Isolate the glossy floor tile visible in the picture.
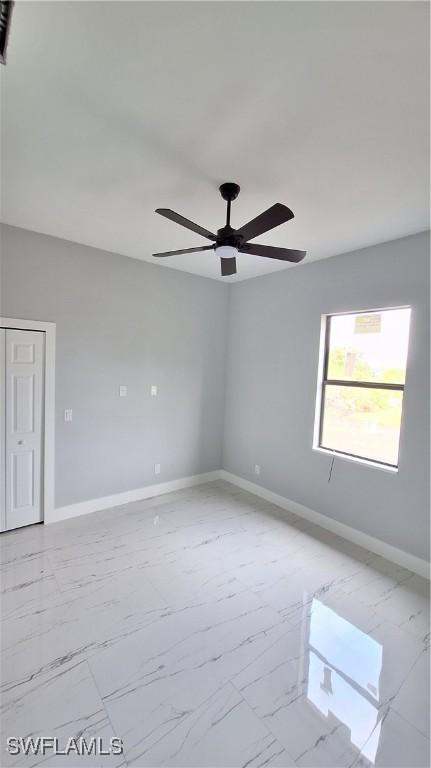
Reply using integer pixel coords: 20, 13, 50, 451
1, 480, 429, 767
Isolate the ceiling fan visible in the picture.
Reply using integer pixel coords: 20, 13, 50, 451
153, 183, 306, 277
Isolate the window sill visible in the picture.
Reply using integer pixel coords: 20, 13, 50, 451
312, 446, 399, 474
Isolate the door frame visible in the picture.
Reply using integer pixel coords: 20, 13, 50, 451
1, 317, 56, 527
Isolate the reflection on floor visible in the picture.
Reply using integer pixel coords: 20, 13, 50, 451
307, 599, 383, 762
1, 480, 429, 767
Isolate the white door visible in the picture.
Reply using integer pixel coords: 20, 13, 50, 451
1, 329, 44, 531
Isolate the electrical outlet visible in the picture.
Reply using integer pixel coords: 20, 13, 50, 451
119, 385, 127, 397
254, 464, 261, 476
154, 463, 161, 475
64, 409, 73, 422
151, 385, 158, 397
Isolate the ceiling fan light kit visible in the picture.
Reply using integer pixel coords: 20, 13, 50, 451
215, 245, 238, 259
153, 183, 306, 277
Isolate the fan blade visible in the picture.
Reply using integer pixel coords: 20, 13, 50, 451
220, 257, 237, 276
156, 209, 216, 241
236, 203, 294, 242
240, 243, 306, 263
153, 245, 215, 258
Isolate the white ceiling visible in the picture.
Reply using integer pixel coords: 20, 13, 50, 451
1, 1, 429, 282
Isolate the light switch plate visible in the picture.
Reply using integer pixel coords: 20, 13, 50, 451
151, 385, 158, 397
64, 409, 73, 422
119, 385, 127, 397
254, 464, 261, 476
154, 463, 161, 475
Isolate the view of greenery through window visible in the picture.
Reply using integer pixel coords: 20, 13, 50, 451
320, 308, 411, 466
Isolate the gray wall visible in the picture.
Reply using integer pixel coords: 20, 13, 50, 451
223, 232, 430, 562
1, 224, 429, 561
0, 224, 228, 507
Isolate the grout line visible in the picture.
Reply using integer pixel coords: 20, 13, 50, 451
85, 658, 124, 746
229, 676, 297, 765
45, 551, 65, 597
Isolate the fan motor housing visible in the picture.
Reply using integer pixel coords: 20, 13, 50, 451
216, 225, 243, 249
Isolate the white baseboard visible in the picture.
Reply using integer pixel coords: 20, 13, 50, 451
49, 471, 221, 524
49, 467, 430, 580
220, 470, 430, 580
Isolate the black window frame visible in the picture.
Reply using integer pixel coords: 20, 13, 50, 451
318, 310, 408, 469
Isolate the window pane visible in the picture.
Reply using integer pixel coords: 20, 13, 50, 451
327, 308, 410, 384
321, 385, 403, 465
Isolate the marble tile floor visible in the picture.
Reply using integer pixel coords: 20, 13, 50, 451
1, 480, 429, 767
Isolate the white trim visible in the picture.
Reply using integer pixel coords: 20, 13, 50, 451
220, 470, 430, 580
323, 304, 412, 318
312, 313, 326, 448
51, 471, 220, 523
313, 446, 398, 474
53, 465, 430, 579
0, 317, 56, 527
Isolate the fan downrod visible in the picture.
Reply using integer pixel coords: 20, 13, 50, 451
219, 182, 240, 202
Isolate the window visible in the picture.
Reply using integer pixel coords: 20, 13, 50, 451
316, 307, 411, 468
